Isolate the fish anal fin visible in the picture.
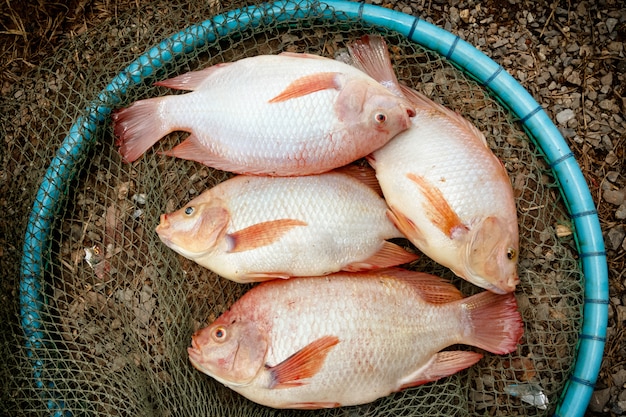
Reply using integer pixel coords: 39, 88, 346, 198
283, 402, 341, 410
227, 219, 307, 253
379, 268, 464, 303
269, 72, 340, 103
398, 351, 483, 390
154, 64, 230, 91
343, 241, 418, 272
334, 164, 383, 196
406, 173, 469, 239
159, 134, 209, 162
269, 336, 340, 389
239, 272, 292, 282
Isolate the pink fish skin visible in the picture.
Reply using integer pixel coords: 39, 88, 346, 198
112, 52, 415, 176
188, 269, 523, 409
348, 36, 519, 294
155, 167, 417, 283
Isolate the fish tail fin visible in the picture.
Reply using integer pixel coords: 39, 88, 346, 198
461, 291, 523, 355
112, 97, 173, 162
348, 35, 404, 98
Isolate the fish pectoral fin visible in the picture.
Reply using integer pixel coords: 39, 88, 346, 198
154, 64, 230, 90
268, 335, 340, 389
386, 208, 427, 248
268, 72, 341, 103
343, 241, 418, 272
379, 269, 464, 303
405, 173, 469, 239
227, 219, 308, 253
239, 272, 293, 282
397, 351, 483, 390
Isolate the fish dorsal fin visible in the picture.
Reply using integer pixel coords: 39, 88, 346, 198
227, 219, 308, 253
334, 163, 383, 196
342, 241, 418, 272
348, 35, 404, 98
154, 64, 231, 91
399, 84, 489, 147
380, 268, 464, 303
279, 51, 329, 60
405, 173, 469, 240
268, 336, 340, 389
268, 72, 340, 103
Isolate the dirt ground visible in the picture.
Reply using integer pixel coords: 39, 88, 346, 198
1, 0, 624, 416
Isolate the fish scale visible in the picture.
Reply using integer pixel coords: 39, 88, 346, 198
113, 53, 415, 176
187, 270, 523, 409
156, 172, 417, 282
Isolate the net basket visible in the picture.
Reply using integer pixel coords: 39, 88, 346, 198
0, 1, 608, 416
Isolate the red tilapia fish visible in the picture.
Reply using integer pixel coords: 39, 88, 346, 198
188, 269, 524, 409
348, 36, 520, 294
155, 168, 417, 283
112, 52, 416, 176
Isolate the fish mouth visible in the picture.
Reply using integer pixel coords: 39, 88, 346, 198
187, 336, 203, 369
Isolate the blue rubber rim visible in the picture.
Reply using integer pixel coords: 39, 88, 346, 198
19, 1, 608, 416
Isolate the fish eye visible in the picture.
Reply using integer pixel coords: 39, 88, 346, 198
213, 326, 226, 341
184, 206, 194, 216
374, 112, 387, 124
506, 248, 517, 260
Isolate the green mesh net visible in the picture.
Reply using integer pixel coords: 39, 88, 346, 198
1, 0, 583, 416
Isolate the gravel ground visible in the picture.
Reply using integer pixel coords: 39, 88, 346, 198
1, 0, 624, 415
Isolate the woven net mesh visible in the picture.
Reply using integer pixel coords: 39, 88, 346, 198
1, 0, 583, 416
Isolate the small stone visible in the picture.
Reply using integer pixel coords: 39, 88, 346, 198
460, 9, 470, 23
607, 227, 626, 251
616, 204, 626, 220
599, 99, 616, 111
611, 369, 626, 388
589, 388, 612, 413
607, 171, 620, 182
449, 7, 460, 24
600, 72, 613, 86
606, 18, 618, 33
566, 71, 582, 85
556, 109, 576, 124
603, 189, 625, 206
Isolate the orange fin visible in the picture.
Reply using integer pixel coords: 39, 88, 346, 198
283, 402, 341, 410
342, 241, 418, 272
227, 219, 308, 253
379, 268, 464, 304
113, 97, 173, 162
348, 35, 404, 98
159, 134, 209, 162
461, 291, 523, 354
386, 208, 427, 248
398, 351, 483, 390
279, 51, 329, 61
334, 163, 383, 196
240, 272, 292, 282
269, 72, 340, 103
269, 336, 340, 389
399, 84, 489, 147
406, 173, 469, 239
154, 64, 230, 91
